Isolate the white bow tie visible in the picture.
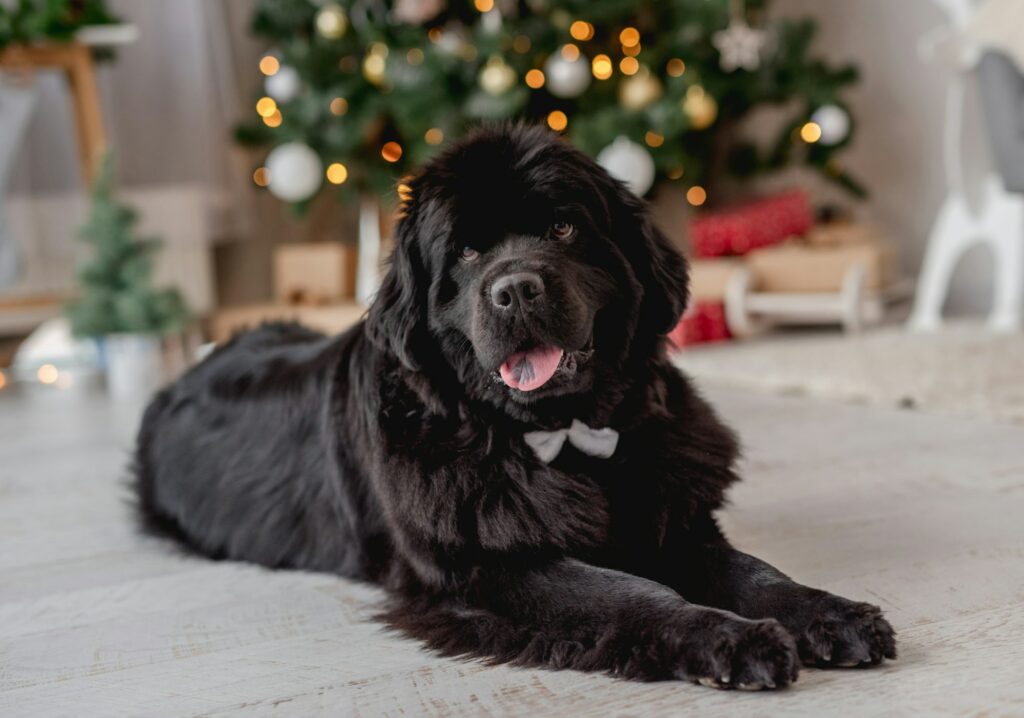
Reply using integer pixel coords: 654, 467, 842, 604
523, 419, 620, 464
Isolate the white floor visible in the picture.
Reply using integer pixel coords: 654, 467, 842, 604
1, 384, 1023, 717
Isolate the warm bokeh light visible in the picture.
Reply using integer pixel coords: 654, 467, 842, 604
381, 141, 403, 162
619, 57, 639, 75
666, 58, 686, 77
667, 166, 684, 180
256, 96, 277, 118
687, 186, 708, 206
513, 35, 531, 53
623, 42, 641, 57
525, 69, 545, 88
259, 55, 280, 76
330, 97, 348, 116
561, 44, 580, 62
406, 48, 424, 65
474, 0, 494, 11
570, 21, 594, 41
800, 121, 823, 143
253, 167, 270, 186
263, 109, 282, 127
619, 27, 640, 47
425, 127, 445, 145
326, 162, 348, 184
0, 369, 7, 391
428, 28, 442, 43
644, 131, 664, 148
547, 110, 568, 131
37, 364, 59, 385
592, 54, 613, 80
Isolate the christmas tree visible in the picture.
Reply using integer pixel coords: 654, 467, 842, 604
66, 156, 189, 338
237, 0, 860, 207
0, 0, 118, 49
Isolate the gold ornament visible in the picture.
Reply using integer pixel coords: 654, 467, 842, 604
316, 3, 348, 40
683, 85, 718, 130
618, 65, 662, 111
479, 55, 517, 96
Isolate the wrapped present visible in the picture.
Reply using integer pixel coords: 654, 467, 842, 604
667, 301, 730, 349
688, 190, 813, 258
746, 239, 896, 293
689, 258, 744, 302
274, 243, 358, 305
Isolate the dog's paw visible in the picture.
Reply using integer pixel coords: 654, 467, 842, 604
796, 596, 896, 668
679, 616, 800, 690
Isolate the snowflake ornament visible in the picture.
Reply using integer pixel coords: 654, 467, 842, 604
713, 18, 766, 72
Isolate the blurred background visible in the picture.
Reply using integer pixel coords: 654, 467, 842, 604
1, 0, 1022, 421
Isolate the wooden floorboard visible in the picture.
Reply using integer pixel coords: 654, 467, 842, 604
1, 386, 1022, 717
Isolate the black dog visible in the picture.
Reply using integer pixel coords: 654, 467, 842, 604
136, 124, 894, 690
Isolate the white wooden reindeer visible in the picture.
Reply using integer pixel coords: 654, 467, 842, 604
907, 0, 1024, 332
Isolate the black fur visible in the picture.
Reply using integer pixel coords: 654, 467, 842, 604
135, 124, 894, 690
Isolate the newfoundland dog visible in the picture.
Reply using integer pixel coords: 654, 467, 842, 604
135, 124, 894, 690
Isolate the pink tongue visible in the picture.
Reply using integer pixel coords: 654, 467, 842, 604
499, 346, 564, 391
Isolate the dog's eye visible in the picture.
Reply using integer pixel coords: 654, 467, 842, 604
460, 246, 480, 262
551, 221, 575, 240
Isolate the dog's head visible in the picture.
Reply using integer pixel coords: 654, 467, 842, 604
366, 124, 688, 417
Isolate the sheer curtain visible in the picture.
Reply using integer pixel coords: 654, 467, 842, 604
5, 0, 264, 312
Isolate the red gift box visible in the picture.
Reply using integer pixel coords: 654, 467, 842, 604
668, 301, 730, 349
688, 190, 813, 258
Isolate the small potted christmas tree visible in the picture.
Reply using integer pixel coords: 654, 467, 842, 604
66, 155, 189, 397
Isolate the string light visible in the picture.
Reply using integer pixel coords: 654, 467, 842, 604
397, 181, 413, 202
687, 186, 708, 207
37, 364, 59, 384
525, 69, 545, 88
800, 121, 823, 143
547, 110, 568, 131
256, 96, 277, 118
253, 167, 270, 186
406, 48, 424, 65
259, 55, 280, 76
619, 27, 640, 47
330, 97, 348, 116
561, 44, 580, 62
263, 109, 282, 127
513, 35, 531, 53
644, 131, 664, 148
666, 58, 686, 77
381, 141, 403, 162
326, 162, 348, 184
570, 21, 594, 41
425, 127, 444, 145
474, 0, 494, 11
619, 57, 639, 75
592, 54, 613, 80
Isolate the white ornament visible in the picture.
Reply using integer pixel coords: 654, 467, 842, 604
544, 50, 591, 98
597, 136, 656, 197
713, 18, 766, 72
811, 104, 851, 145
265, 142, 323, 202
265, 65, 302, 102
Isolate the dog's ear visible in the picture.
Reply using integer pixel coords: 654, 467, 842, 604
365, 210, 429, 371
607, 180, 690, 335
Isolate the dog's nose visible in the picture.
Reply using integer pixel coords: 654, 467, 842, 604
490, 272, 545, 311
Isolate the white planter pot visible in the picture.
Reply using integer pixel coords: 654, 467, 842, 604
104, 333, 164, 399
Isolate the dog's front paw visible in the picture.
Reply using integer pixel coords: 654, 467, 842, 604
679, 616, 800, 691
796, 596, 896, 668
